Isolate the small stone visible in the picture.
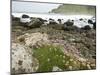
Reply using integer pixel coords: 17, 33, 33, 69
78, 58, 86, 62
35, 46, 39, 48
70, 59, 73, 62
12, 68, 15, 71
82, 63, 86, 66
69, 38, 75, 42
38, 43, 42, 47
73, 61, 77, 64
69, 66, 73, 70
52, 66, 62, 71
65, 63, 68, 66
18, 60, 23, 65
87, 62, 91, 64
66, 61, 69, 64
87, 64, 91, 69
90, 64, 96, 67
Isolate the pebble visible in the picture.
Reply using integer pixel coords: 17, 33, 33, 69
82, 62, 86, 66
73, 61, 77, 64
65, 63, 68, 66
87, 64, 91, 69
70, 59, 73, 62
66, 61, 69, 64
90, 64, 96, 67
69, 66, 73, 70
52, 66, 62, 71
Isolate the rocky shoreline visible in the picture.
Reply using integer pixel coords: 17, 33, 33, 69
11, 18, 96, 74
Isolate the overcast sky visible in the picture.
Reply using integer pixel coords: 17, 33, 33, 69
12, 1, 61, 13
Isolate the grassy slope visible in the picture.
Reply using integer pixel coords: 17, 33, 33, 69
32, 45, 93, 72
51, 4, 96, 15
33, 45, 66, 72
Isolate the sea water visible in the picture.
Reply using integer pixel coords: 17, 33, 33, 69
12, 13, 94, 28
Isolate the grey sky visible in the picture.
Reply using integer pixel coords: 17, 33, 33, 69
12, 1, 61, 13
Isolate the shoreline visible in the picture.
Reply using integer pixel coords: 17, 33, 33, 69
12, 13, 94, 20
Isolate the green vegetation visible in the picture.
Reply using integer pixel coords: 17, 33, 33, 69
51, 4, 96, 15
12, 19, 96, 73
33, 45, 66, 72
32, 45, 93, 72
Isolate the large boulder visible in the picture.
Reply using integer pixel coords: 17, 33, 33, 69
17, 32, 49, 48
64, 19, 74, 26
88, 19, 93, 24
63, 25, 80, 32
28, 18, 43, 28
49, 18, 58, 24
81, 25, 91, 30
12, 16, 20, 22
79, 18, 83, 21
88, 19, 96, 29
93, 22, 96, 29
22, 14, 30, 18
11, 43, 39, 74
20, 14, 31, 23
57, 19, 62, 24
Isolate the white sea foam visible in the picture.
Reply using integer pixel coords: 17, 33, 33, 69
12, 13, 94, 28
12, 13, 93, 20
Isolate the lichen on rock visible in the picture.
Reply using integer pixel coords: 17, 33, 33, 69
17, 32, 50, 48
11, 43, 39, 74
